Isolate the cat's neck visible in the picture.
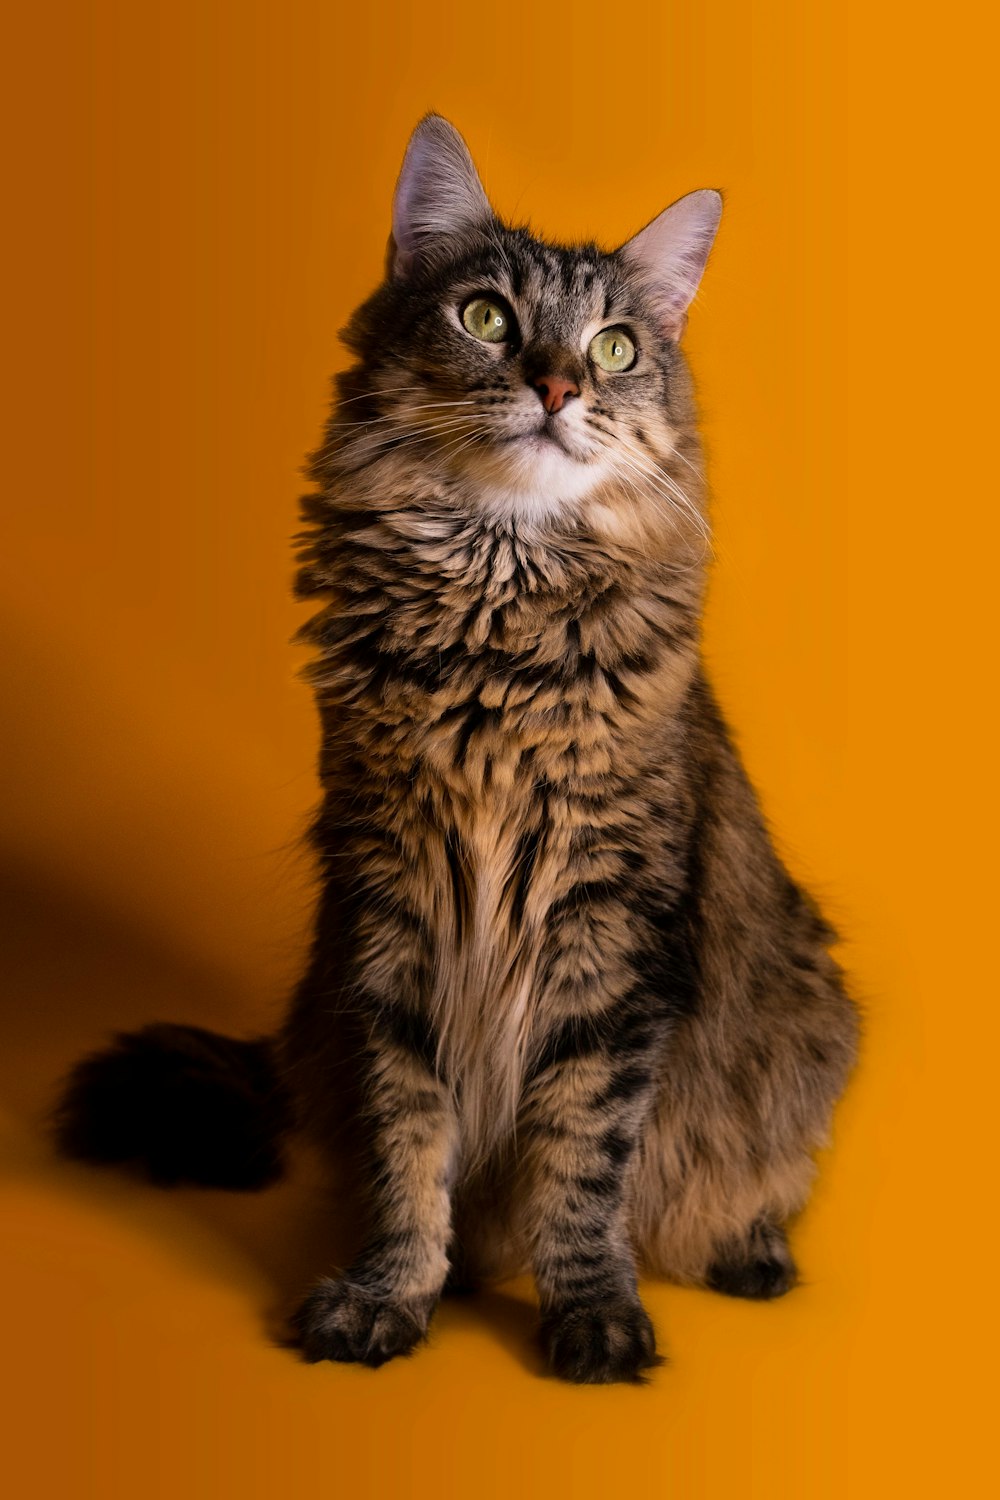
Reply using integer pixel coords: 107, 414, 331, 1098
297, 469, 705, 726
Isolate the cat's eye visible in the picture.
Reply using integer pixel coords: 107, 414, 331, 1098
461, 294, 513, 344
589, 327, 637, 373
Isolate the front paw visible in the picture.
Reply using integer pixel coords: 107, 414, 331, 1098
292, 1278, 432, 1368
539, 1297, 663, 1384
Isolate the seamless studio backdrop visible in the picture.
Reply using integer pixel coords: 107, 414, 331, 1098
0, 3, 994, 1498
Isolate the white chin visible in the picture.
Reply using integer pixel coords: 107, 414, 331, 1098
455, 436, 606, 524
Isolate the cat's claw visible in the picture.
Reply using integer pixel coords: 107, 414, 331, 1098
539, 1297, 663, 1384
292, 1278, 431, 1367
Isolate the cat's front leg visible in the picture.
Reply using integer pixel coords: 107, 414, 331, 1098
521, 1004, 664, 1384
294, 999, 458, 1367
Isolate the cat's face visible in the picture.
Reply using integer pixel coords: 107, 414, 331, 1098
333, 118, 720, 536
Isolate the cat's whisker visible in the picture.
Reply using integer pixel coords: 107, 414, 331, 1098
341, 411, 489, 440
329, 399, 482, 430
328, 414, 490, 464
617, 473, 711, 563
608, 472, 655, 563
331, 421, 503, 479
369, 420, 490, 453
424, 417, 500, 460
672, 448, 704, 479
331, 384, 427, 408
615, 436, 702, 509
608, 439, 711, 543
594, 439, 704, 538
434, 430, 493, 467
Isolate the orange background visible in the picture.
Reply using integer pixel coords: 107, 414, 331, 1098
1, 3, 994, 1495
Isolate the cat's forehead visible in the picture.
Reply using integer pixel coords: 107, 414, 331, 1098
456, 229, 628, 337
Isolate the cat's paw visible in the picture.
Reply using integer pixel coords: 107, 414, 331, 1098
706, 1219, 798, 1301
292, 1278, 432, 1368
706, 1253, 797, 1300
539, 1297, 663, 1384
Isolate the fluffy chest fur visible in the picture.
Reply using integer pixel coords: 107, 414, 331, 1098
299, 479, 699, 1158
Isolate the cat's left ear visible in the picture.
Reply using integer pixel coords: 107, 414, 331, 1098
388, 115, 493, 279
618, 190, 723, 340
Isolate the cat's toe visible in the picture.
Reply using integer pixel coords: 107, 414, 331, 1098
539, 1298, 663, 1384
292, 1279, 431, 1367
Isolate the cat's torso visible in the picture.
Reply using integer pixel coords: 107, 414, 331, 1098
301, 485, 701, 1160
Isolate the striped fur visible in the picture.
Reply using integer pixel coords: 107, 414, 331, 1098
287, 120, 857, 1380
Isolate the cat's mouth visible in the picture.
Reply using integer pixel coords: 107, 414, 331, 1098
441, 406, 608, 513
498, 420, 587, 462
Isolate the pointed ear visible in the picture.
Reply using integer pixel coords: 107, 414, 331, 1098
618, 189, 723, 340
388, 115, 493, 279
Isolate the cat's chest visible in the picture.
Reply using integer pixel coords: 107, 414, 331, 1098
352, 648, 642, 1157
358, 635, 629, 802
335, 538, 678, 792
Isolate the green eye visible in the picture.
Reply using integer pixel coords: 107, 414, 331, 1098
589, 327, 637, 372
461, 295, 512, 343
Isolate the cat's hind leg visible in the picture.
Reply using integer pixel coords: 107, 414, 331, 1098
629, 1093, 817, 1293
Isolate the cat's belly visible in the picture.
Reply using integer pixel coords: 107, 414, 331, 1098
428, 802, 547, 1165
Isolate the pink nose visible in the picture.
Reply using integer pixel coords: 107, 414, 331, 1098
533, 375, 580, 415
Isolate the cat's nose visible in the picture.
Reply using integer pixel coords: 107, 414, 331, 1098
532, 375, 580, 415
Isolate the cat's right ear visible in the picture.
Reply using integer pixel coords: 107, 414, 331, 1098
387, 115, 493, 279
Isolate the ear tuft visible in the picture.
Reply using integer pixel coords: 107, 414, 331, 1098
390, 115, 493, 279
619, 189, 723, 339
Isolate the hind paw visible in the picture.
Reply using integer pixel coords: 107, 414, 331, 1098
707, 1219, 798, 1301
707, 1255, 797, 1300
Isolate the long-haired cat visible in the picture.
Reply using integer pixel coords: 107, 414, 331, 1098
55, 116, 858, 1383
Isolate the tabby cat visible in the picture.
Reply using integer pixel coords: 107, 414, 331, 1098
55, 116, 858, 1384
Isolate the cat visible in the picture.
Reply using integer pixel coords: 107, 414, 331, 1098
55, 115, 858, 1384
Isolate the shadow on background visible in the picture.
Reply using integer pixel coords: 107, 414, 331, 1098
0, 860, 544, 1372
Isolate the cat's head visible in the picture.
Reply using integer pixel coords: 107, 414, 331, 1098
330, 116, 721, 543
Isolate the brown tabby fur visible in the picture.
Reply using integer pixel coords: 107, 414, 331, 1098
54, 116, 858, 1384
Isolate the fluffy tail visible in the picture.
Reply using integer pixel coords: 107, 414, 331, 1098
53, 1023, 293, 1190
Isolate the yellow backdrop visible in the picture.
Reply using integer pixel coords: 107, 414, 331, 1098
1, 2, 993, 1496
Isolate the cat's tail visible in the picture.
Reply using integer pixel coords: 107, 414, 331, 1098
53, 1023, 293, 1190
